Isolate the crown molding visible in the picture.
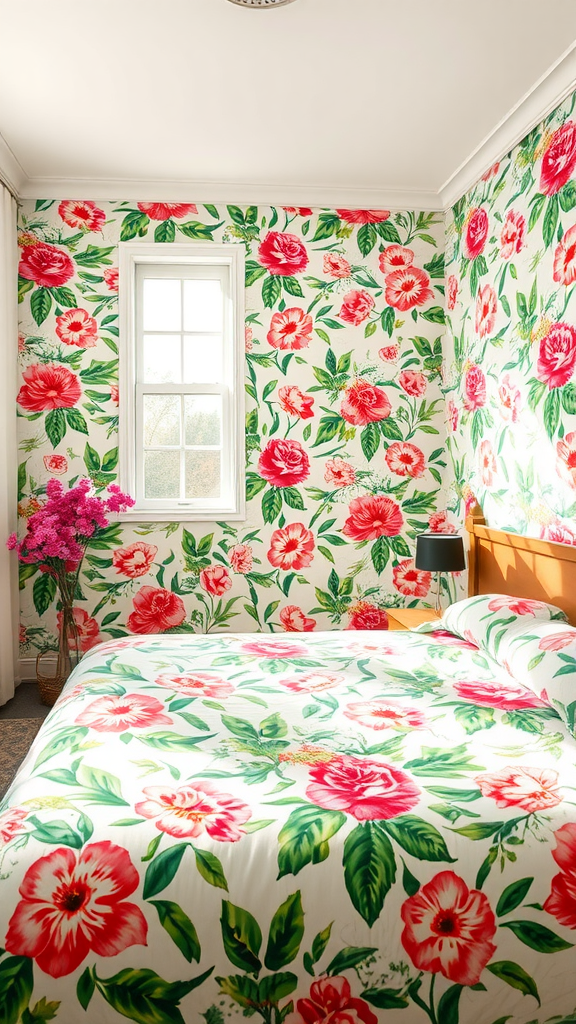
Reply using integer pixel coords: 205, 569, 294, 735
0, 131, 26, 199
440, 39, 576, 209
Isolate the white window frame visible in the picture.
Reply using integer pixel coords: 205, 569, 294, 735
118, 242, 246, 522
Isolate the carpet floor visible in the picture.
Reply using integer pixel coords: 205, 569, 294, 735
0, 718, 42, 799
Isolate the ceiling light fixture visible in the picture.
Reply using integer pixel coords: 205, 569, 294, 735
226, 0, 297, 8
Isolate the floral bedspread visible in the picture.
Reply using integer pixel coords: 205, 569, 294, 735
1, 629, 575, 1024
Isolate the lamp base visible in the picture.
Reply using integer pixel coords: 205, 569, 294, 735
435, 571, 443, 615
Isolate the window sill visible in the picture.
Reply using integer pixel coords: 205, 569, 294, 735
114, 507, 246, 524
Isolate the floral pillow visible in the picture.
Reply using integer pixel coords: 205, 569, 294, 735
440, 593, 568, 661
503, 621, 576, 736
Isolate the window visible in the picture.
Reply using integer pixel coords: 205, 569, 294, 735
118, 243, 245, 520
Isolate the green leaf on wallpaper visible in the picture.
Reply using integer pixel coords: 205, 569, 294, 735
282, 276, 304, 298
542, 194, 559, 249
101, 447, 119, 472
262, 275, 282, 308
65, 408, 89, 435
84, 443, 101, 473
500, 294, 511, 317
45, 408, 67, 448
559, 179, 576, 212
527, 377, 547, 411
312, 213, 340, 241
357, 223, 377, 256
379, 418, 403, 441
528, 193, 546, 232
313, 413, 342, 447
245, 260, 267, 288
283, 487, 305, 510
120, 211, 149, 240
543, 389, 561, 440
18, 275, 34, 302
245, 472, 267, 501
376, 220, 401, 244
361, 423, 380, 461
371, 536, 390, 574
204, 204, 220, 220
423, 252, 445, 278
262, 487, 282, 524
420, 305, 445, 324
80, 359, 118, 384
33, 572, 57, 616
30, 286, 52, 325
154, 220, 176, 243
500, 920, 573, 954
562, 382, 576, 415
179, 221, 218, 240
486, 961, 540, 1006
50, 286, 77, 308
364, 321, 377, 338
381, 306, 395, 336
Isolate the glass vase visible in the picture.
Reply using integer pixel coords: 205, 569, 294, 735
36, 601, 81, 706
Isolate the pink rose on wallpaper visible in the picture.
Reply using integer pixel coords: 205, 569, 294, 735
447, 398, 459, 432
267, 307, 313, 350
429, 510, 456, 534
323, 252, 351, 278
463, 364, 486, 410
540, 121, 576, 196
482, 162, 500, 180
4, 842, 147, 978
498, 374, 521, 422
385, 441, 425, 478
346, 602, 389, 630
113, 541, 158, 578
464, 207, 489, 259
340, 379, 391, 424
244, 325, 253, 351
278, 384, 314, 419
258, 231, 309, 275
544, 823, 576, 930
280, 605, 316, 632
43, 454, 67, 475
384, 266, 433, 311
137, 202, 198, 220
399, 370, 427, 396
258, 438, 310, 487
476, 766, 562, 813
18, 363, 81, 412
336, 209, 390, 224
343, 494, 403, 541
453, 678, 548, 710
378, 244, 414, 275
200, 565, 232, 596
379, 343, 400, 361
537, 322, 576, 388
109, 383, 119, 404
155, 671, 234, 699
135, 781, 251, 841
282, 206, 313, 216
338, 289, 375, 325
229, 543, 253, 574
556, 431, 576, 489
475, 284, 497, 338
103, 267, 119, 292
345, 699, 426, 730
280, 671, 344, 694
324, 457, 356, 487
401, 871, 496, 986
58, 200, 106, 232
127, 586, 186, 633
479, 439, 497, 487
0, 807, 28, 846
307, 755, 420, 820
447, 274, 459, 311
57, 607, 101, 653
500, 209, 526, 258
289, 977, 377, 1024
553, 223, 576, 285
268, 522, 314, 571
76, 693, 172, 732
393, 559, 431, 597
55, 308, 98, 348
19, 240, 74, 288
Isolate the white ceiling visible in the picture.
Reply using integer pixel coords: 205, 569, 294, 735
1, 0, 576, 208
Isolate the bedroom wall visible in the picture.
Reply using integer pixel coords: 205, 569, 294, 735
16, 201, 449, 654
445, 89, 576, 542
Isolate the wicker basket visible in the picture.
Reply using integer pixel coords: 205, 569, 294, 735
35, 652, 67, 706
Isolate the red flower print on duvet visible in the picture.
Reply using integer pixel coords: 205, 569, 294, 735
280, 671, 344, 694
344, 699, 426, 730
487, 595, 549, 615
135, 781, 251, 841
155, 671, 234, 699
0, 807, 27, 846
453, 679, 549, 710
4, 841, 147, 977
544, 822, 576, 929
75, 693, 172, 732
476, 766, 562, 813
288, 976, 377, 1024
306, 755, 420, 820
240, 639, 308, 658
401, 870, 496, 985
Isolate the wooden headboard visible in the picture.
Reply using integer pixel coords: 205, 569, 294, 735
465, 504, 576, 625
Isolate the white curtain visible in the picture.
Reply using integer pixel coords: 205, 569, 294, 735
0, 184, 18, 704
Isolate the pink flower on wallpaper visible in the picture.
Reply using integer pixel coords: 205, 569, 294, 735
280, 671, 344, 694
343, 494, 403, 541
55, 308, 98, 348
135, 781, 251, 841
58, 200, 106, 232
113, 541, 158, 578
475, 284, 497, 338
137, 202, 198, 220
379, 343, 400, 361
258, 231, 309, 275
258, 438, 310, 487
283, 207, 313, 216
537, 322, 576, 389
306, 755, 420, 820
340, 379, 391, 425
268, 522, 315, 570
556, 431, 576, 488
324, 458, 356, 487
385, 441, 426, 478
498, 374, 521, 422
476, 766, 562, 813
278, 384, 314, 419
344, 699, 427, 730
378, 245, 414, 275
244, 325, 253, 351
540, 121, 576, 196
127, 586, 186, 633
323, 253, 351, 278
57, 607, 101, 653
447, 274, 459, 311
18, 363, 81, 412
200, 565, 232, 596
429, 510, 456, 534
75, 693, 172, 732
279, 605, 317, 632
464, 208, 489, 259
543, 823, 576, 929
19, 240, 74, 288
110, 384, 119, 405
553, 223, 576, 285
267, 307, 313, 349
463, 364, 486, 410
447, 398, 459, 432
482, 162, 500, 180
479, 439, 497, 487
103, 267, 119, 292
346, 602, 389, 631
43, 454, 67, 475
338, 289, 375, 325
336, 209, 390, 224
155, 671, 234, 698
4, 842, 147, 978
393, 559, 431, 597
384, 266, 434, 311
399, 370, 427, 396
229, 543, 253, 574
500, 209, 526, 258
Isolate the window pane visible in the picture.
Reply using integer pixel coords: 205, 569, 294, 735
183, 335, 223, 383
145, 450, 180, 499
143, 395, 181, 446
185, 450, 221, 499
143, 335, 181, 383
143, 279, 181, 331
183, 279, 223, 332
185, 395, 221, 446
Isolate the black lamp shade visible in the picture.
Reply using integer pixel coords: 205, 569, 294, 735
415, 533, 466, 573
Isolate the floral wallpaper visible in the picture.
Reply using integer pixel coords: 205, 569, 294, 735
445, 89, 576, 542
16, 201, 450, 653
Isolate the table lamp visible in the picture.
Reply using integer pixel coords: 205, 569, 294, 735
414, 533, 466, 613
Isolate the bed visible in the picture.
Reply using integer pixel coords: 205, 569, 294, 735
0, 510, 575, 1024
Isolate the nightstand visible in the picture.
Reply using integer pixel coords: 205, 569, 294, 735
387, 608, 442, 631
